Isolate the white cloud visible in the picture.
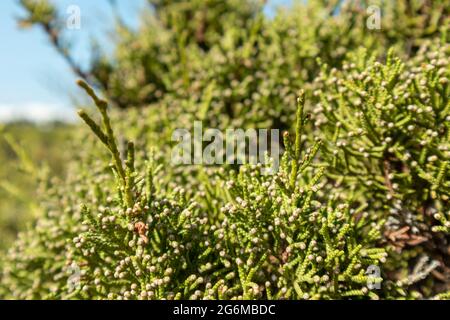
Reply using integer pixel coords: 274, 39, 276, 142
0, 102, 77, 123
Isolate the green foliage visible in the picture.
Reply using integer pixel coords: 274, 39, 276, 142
1, 84, 388, 299
310, 40, 450, 295
314, 40, 449, 222
1, 0, 449, 300
0, 123, 71, 250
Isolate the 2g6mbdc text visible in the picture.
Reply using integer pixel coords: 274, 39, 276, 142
217, 304, 276, 316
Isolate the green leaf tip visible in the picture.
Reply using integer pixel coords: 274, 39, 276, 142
76, 79, 107, 111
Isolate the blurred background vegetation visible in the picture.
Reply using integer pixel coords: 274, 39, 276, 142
0, 123, 72, 249
0, 0, 147, 250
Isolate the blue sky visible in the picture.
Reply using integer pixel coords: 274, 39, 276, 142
0, 0, 291, 122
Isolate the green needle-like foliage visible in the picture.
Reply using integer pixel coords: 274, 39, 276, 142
1, 84, 388, 300
313, 41, 449, 234
1, 0, 449, 300
310, 40, 449, 295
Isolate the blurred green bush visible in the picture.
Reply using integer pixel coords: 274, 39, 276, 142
0, 122, 72, 249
